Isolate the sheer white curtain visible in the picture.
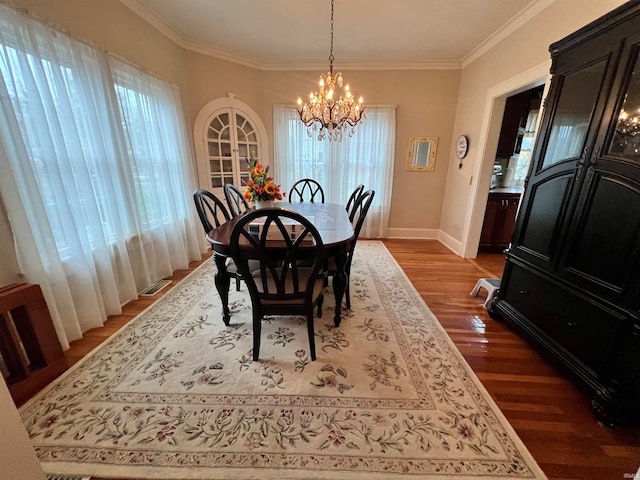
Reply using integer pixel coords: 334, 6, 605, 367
543, 113, 589, 167
0, 5, 202, 349
273, 105, 395, 237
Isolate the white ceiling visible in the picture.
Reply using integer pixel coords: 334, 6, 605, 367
120, 0, 554, 70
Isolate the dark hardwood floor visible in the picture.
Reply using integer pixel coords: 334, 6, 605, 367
28, 240, 640, 480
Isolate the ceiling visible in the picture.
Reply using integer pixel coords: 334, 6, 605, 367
120, 0, 553, 70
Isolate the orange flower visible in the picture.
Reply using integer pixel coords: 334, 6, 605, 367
264, 182, 277, 195
243, 152, 286, 202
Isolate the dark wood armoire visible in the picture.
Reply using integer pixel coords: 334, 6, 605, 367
491, 0, 640, 426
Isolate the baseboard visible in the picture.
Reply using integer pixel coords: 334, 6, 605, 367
437, 230, 462, 255
385, 228, 439, 239
384, 228, 463, 256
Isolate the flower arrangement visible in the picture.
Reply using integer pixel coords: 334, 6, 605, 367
243, 154, 285, 203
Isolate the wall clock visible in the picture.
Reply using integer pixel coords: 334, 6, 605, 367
456, 135, 469, 159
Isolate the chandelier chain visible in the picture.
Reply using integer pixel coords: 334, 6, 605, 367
329, 0, 335, 73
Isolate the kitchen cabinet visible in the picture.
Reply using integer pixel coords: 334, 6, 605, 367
496, 87, 543, 159
491, 1, 640, 426
479, 190, 521, 252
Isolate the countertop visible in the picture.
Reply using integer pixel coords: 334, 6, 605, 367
489, 187, 523, 195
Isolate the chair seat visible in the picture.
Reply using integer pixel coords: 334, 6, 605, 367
252, 268, 325, 304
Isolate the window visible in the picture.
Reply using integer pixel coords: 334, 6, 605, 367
512, 109, 539, 186
273, 105, 396, 238
0, 4, 201, 348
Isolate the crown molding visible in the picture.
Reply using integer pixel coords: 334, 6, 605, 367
260, 59, 462, 71
184, 34, 462, 69
462, 0, 557, 68
119, 0, 185, 45
121, 0, 552, 72
181, 38, 265, 70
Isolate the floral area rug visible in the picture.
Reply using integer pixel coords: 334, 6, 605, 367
21, 241, 547, 480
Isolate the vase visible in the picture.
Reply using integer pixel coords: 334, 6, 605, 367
254, 199, 274, 209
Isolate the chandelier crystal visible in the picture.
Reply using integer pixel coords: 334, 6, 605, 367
296, 0, 365, 142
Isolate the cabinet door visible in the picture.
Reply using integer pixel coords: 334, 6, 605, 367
560, 32, 640, 308
496, 197, 520, 247
510, 33, 622, 270
479, 197, 502, 248
233, 111, 260, 186
206, 110, 236, 193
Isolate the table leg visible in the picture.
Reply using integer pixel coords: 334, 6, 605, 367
332, 252, 347, 327
213, 253, 231, 326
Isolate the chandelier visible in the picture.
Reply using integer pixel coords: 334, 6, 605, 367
296, 0, 365, 142
617, 108, 640, 136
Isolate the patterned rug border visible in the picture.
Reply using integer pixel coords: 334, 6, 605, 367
20, 241, 547, 480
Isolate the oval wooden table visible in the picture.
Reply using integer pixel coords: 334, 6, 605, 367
207, 202, 355, 327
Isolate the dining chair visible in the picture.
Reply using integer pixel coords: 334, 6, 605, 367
288, 178, 325, 203
346, 184, 365, 221
229, 208, 326, 361
328, 189, 375, 309
224, 183, 250, 217
193, 189, 244, 292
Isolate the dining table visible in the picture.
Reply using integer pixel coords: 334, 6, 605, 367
206, 201, 355, 327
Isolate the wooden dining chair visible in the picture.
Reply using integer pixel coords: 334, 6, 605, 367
224, 183, 250, 217
288, 178, 325, 203
193, 189, 244, 291
328, 189, 375, 309
230, 208, 326, 361
346, 184, 365, 221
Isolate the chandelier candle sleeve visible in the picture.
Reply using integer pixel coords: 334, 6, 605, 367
296, 0, 366, 142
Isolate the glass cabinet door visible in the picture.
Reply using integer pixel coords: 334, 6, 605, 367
609, 49, 640, 160
204, 110, 262, 193
206, 112, 234, 189
234, 113, 259, 186
540, 60, 607, 169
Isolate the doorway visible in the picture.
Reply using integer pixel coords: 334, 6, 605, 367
460, 61, 551, 260
477, 85, 544, 258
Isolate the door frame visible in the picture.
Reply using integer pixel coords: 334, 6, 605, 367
460, 61, 552, 258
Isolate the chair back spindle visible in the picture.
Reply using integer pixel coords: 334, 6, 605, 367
346, 184, 365, 221
288, 178, 325, 203
224, 183, 250, 217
